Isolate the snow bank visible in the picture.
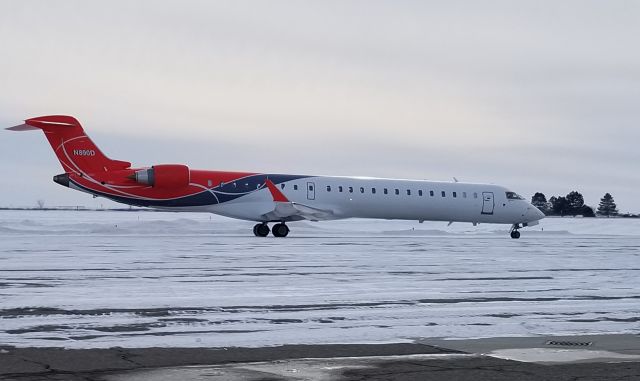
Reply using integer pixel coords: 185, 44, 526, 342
1, 210, 639, 236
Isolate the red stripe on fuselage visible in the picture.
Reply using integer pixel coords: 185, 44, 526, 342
70, 169, 257, 201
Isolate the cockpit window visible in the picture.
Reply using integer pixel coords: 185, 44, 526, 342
506, 191, 524, 200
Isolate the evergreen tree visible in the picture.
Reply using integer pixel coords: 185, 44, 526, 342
550, 196, 569, 216
581, 205, 596, 218
597, 193, 619, 217
548, 196, 558, 215
566, 191, 585, 215
531, 192, 549, 214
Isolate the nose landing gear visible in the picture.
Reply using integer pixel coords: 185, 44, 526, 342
509, 224, 521, 239
253, 222, 289, 237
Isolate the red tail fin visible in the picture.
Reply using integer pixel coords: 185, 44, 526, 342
8, 115, 130, 174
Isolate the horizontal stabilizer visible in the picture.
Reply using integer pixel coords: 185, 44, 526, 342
25, 115, 80, 128
6, 124, 39, 131
7, 116, 80, 131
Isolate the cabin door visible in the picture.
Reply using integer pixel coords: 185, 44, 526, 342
307, 182, 316, 200
482, 192, 494, 215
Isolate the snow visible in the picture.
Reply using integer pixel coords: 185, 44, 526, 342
488, 348, 640, 363
1, 210, 639, 348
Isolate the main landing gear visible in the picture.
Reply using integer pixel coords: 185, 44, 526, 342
509, 224, 521, 239
253, 222, 289, 238
253, 223, 270, 237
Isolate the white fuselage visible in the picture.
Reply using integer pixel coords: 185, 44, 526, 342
174, 175, 544, 226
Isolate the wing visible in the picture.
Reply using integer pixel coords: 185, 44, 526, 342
261, 179, 335, 222
261, 201, 334, 222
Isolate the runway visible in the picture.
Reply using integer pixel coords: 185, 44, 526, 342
1, 210, 639, 379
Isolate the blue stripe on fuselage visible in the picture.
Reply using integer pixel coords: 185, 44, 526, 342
71, 174, 309, 207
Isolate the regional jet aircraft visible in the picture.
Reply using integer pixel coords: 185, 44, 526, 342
8, 115, 544, 238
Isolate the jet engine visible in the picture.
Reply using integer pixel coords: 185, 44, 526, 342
131, 164, 190, 188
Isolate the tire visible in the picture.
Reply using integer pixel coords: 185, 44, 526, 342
272, 223, 289, 238
510, 230, 521, 239
255, 223, 270, 237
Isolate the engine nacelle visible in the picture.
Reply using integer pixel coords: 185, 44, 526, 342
133, 164, 190, 188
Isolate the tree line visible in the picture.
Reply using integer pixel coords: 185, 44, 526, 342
531, 192, 620, 217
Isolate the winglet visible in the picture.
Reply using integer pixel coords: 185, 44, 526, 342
265, 179, 290, 202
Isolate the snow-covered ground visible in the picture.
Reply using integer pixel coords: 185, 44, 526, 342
1, 210, 639, 348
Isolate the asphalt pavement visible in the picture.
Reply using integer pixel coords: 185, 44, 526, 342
2, 335, 640, 380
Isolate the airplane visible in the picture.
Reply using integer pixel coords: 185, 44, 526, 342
8, 115, 544, 238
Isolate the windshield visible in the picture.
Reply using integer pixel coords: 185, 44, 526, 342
506, 191, 524, 200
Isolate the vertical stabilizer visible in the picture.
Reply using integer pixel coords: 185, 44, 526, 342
7, 115, 131, 175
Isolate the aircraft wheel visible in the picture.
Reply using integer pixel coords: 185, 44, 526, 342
254, 223, 270, 237
510, 230, 521, 239
272, 223, 289, 238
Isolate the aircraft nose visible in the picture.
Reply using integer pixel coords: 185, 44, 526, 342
527, 205, 545, 221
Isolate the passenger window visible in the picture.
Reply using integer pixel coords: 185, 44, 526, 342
338, 186, 343, 192
220, 182, 225, 187
384, 188, 388, 194
430, 190, 434, 197
207, 180, 213, 187
327, 186, 331, 192
474, 192, 478, 199
395, 189, 400, 195
245, 183, 249, 188
360, 187, 365, 193
233, 182, 237, 188
372, 188, 376, 194
294, 185, 298, 191
453, 191, 457, 198
463, 192, 467, 198
308, 185, 313, 191
407, 189, 411, 196
349, 186, 354, 193
441, 191, 446, 197
418, 190, 423, 196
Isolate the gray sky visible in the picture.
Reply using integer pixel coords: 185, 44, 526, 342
1, 0, 639, 211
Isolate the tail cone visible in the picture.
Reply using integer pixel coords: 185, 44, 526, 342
53, 173, 70, 187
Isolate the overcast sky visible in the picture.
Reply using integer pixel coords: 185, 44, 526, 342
1, 1, 639, 211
